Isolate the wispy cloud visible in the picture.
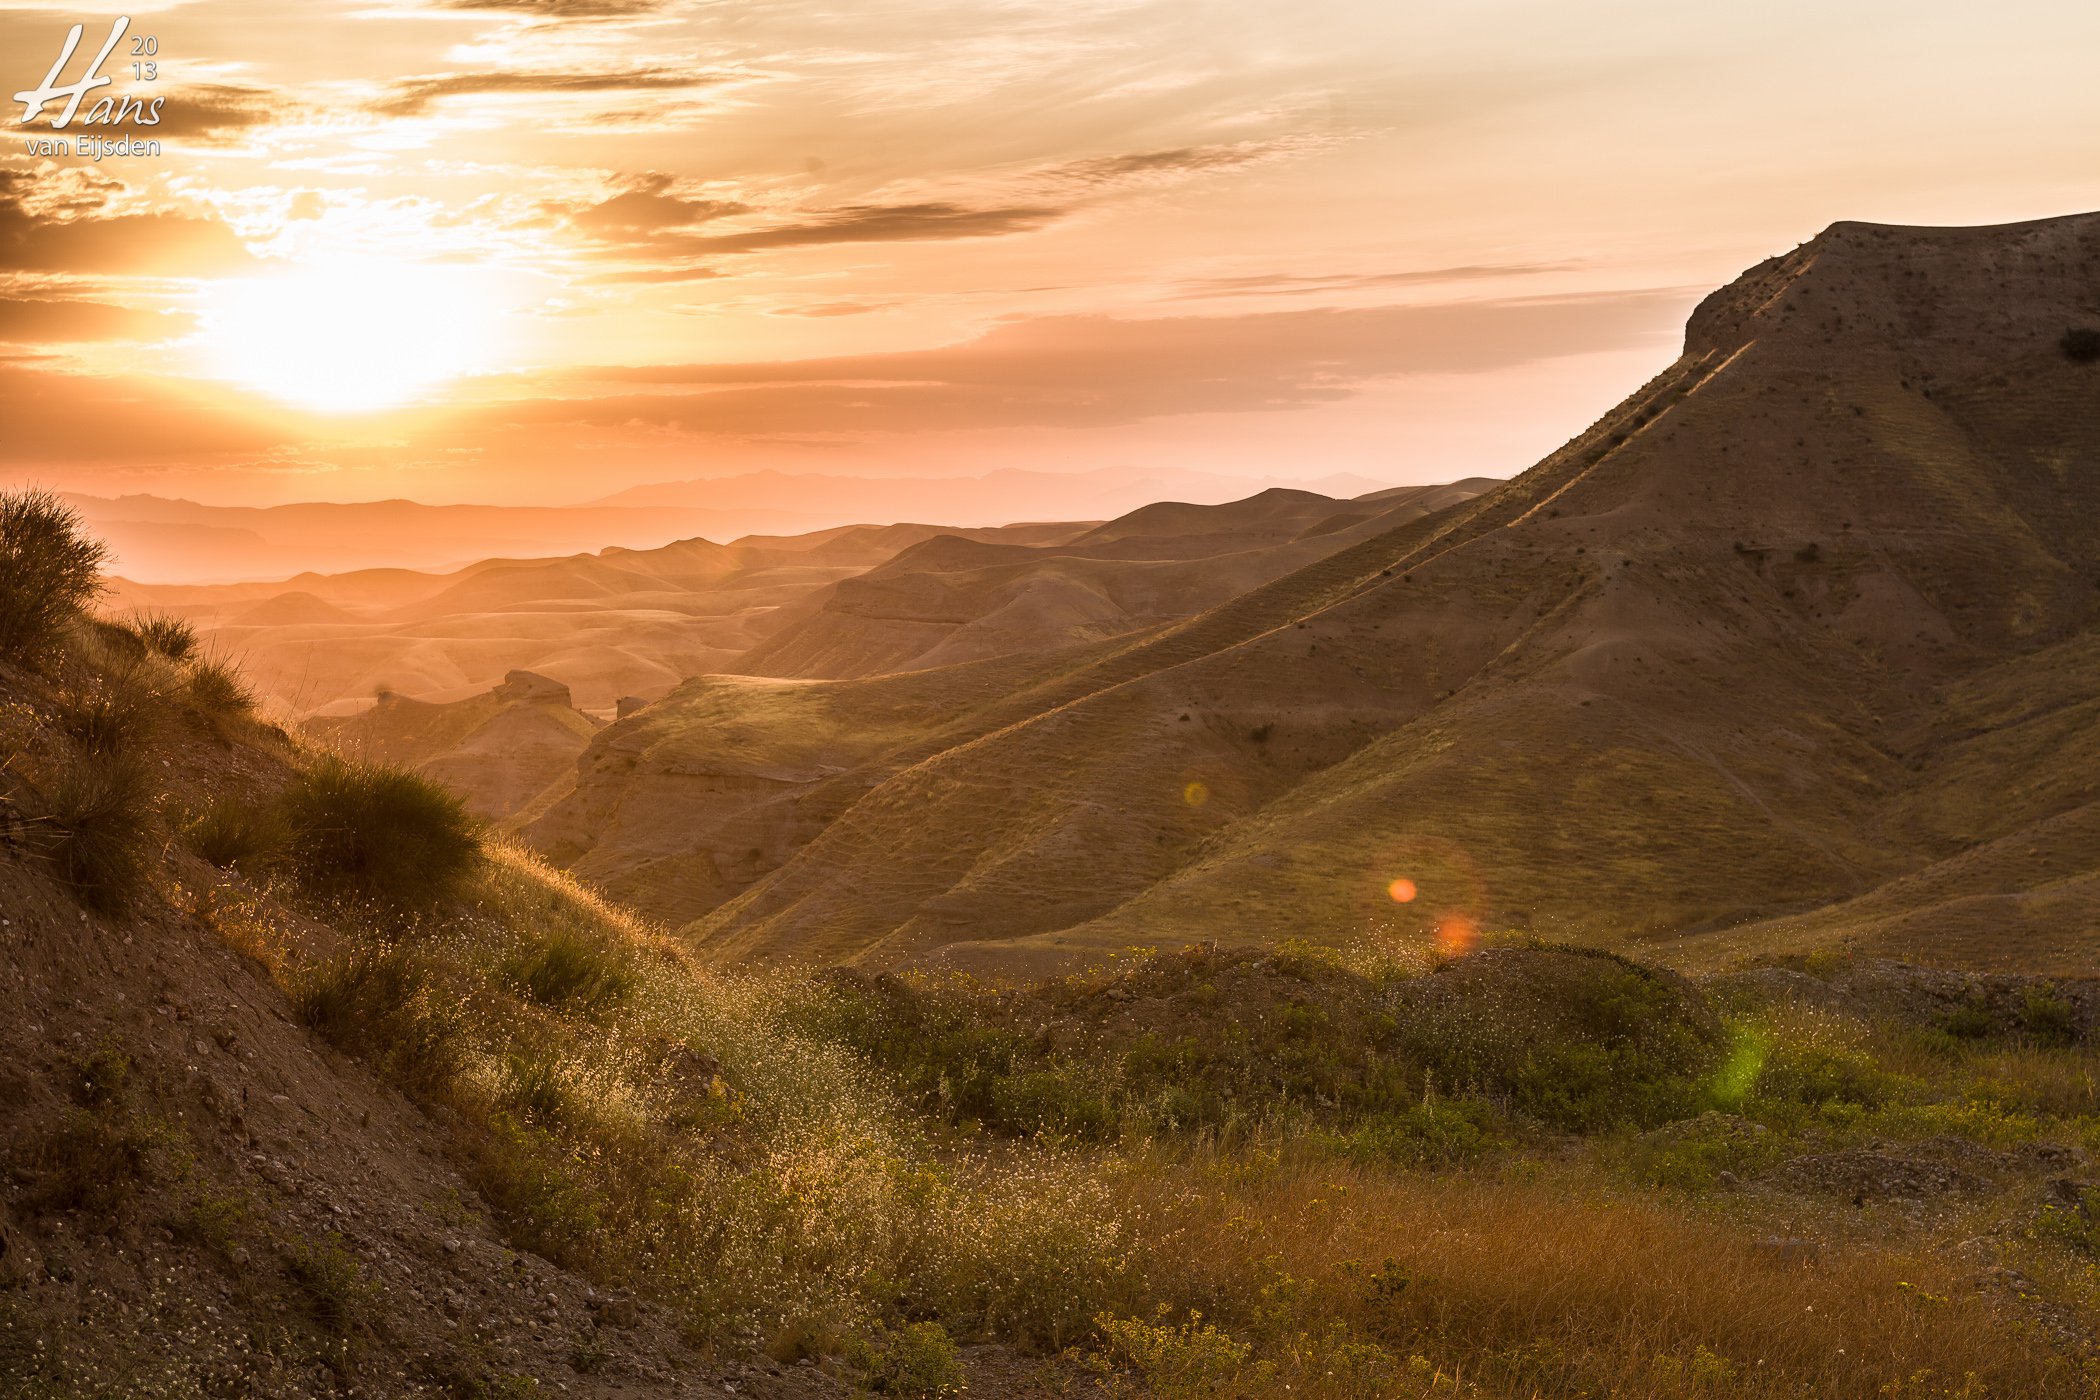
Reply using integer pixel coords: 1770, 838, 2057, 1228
500, 290, 1688, 435
672, 201, 1063, 254
373, 66, 716, 116
1171, 263, 1581, 300
567, 174, 748, 235
438, 0, 671, 18
0, 173, 254, 276
0, 297, 195, 343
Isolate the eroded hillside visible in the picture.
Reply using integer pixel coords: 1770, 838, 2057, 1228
13, 489, 2100, 1399
531, 213, 2099, 974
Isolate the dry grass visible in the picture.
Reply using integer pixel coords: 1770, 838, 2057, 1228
1101, 1146, 2075, 1397
0, 490, 106, 668
220, 846, 2100, 1396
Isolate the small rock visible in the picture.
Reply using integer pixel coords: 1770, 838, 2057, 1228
588, 1291, 640, 1329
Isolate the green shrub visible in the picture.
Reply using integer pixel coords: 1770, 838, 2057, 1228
55, 668, 161, 755
185, 656, 255, 721
989, 1067, 1117, 1140
1338, 1096, 1504, 1167
134, 613, 198, 660
2032, 1188, 2100, 1255
1754, 1043, 1911, 1113
496, 1051, 582, 1128
1088, 1312, 1272, 1400
1398, 949, 1722, 1131
71, 1039, 131, 1107
499, 928, 637, 1013
0, 490, 106, 667
473, 1114, 605, 1260
2021, 989, 2077, 1047
181, 794, 288, 870
31, 1109, 160, 1213
35, 749, 158, 913
291, 944, 464, 1091
170, 1187, 250, 1254
1627, 1113, 1783, 1191
285, 1232, 377, 1336
851, 1321, 965, 1398
278, 756, 479, 906
1941, 1000, 1995, 1040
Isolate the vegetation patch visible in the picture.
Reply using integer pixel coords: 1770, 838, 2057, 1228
0, 490, 105, 668
278, 756, 480, 907
498, 927, 637, 1013
32, 747, 159, 913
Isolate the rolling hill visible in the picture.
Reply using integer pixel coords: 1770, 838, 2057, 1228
738, 481, 1491, 679
305, 670, 604, 822
531, 212, 2100, 974
107, 519, 1097, 714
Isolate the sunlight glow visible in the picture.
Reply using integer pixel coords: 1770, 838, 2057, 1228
1387, 877, 1417, 903
197, 258, 499, 413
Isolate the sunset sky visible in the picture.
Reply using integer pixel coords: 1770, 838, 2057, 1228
4, 0, 2097, 508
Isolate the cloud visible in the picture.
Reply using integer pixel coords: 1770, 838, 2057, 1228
571, 180, 748, 235
651, 201, 1062, 254
0, 297, 195, 343
0, 172, 255, 276
1172, 263, 1579, 299
85, 83, 287, 142
1044, 141, 1312, 191
373, 67, 717, 116
496, 290, 1690, 436
438, 0, 668, 17
572, 142, 1312, 281
581, 265, 726, 285
575, 197, 1064, 282
0, 363, 290, 462
768, 301, 895, 318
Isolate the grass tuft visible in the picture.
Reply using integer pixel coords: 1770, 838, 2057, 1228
285, 1232, 377, 1336
133, 613, 198, 660
34, 748, 158, 913
0, 489, 106, 668
185, 656, 255, 722
499, 927, 638, 1013
291, 943, 465, 1091
278, 756, 480, 907
55, 665, 163, 755
181, 793, 288, 869
848, 1322, 965, 1397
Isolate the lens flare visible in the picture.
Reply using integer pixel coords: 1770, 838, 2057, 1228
1435, 913, 1480, 957
1182, 781, 1209, 807
1387, 877, 1417, 903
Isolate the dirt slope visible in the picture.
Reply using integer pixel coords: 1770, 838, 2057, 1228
575, 212, 2100, 972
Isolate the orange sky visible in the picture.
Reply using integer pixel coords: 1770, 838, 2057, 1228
4, 0, 2098, 508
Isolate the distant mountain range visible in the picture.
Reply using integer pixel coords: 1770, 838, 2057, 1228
73, 467, 1402, 583
517, 212, 2100, 976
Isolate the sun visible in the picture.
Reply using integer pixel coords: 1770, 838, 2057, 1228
197, 258, 498, 414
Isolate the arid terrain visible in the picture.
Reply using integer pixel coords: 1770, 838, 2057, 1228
501, 213, 2100, 977
4, 211, 2099, 1400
